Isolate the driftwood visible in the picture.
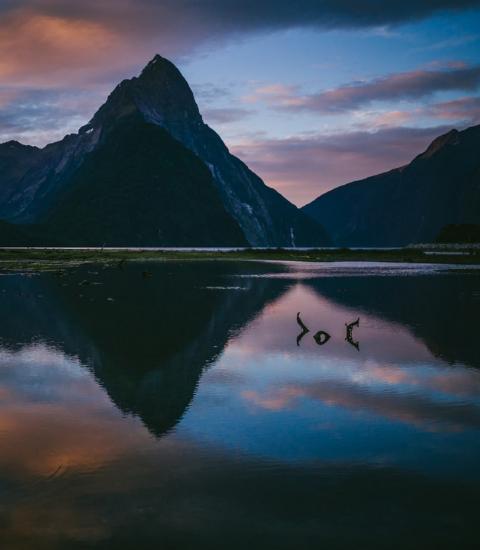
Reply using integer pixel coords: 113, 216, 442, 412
296, 312, 309, 332
346, 318, 360, 329
295, 313, 360, 349
296, 312, 309, 346
345, 317, 360, 351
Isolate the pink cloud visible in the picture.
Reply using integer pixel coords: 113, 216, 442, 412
241, 379, 480, 432
249, 65, 480, 114
370, 110, 414, 126
230, 125, 451, 205
428, 96, 480, 122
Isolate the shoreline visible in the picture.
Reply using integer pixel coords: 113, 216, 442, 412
1, 247, 480, 272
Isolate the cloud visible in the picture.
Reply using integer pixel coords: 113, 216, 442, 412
369, 110, 414, 126
427, 95, 480, 122
192, 83, 233, 104
414, 32, 480, 51
242, 388, 305, 411
230, 125, 452, 205
242, 379, 480, 431
0, 87, 101, 144
1, 0, 479, 183
243, 84, 300, 106
203, 108, 255, 125
336, 94, 480, 133
3, 1, 478, 29
356, 95, 480, 131
251, 65, 480, 113
0, 8, 151, 87
1, 1, 479, 87
303, 379, 480, 431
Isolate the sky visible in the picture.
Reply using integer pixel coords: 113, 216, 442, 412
1, 1, 480, 206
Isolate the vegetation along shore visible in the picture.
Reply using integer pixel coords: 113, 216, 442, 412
1, 246, 479, 272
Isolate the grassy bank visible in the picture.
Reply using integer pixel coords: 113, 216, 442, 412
0, 247, 479, 272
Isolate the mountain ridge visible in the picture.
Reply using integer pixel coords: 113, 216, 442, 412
302, 123, 480, 246
0, 54, 330, 247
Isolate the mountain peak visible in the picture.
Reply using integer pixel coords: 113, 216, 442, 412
83, 54, 202, 134
141, 54, 172, 74
138, 54, 185, 84
147, 53, 165, 64
0, 53, 330, 247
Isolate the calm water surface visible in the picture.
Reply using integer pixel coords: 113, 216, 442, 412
0, 261, 479, 549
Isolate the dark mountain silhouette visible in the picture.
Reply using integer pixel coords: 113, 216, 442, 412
0, 220, 41, 246
436, 223, 480, 243
0, 55, 329, 247
43, 115, 248, 246
302, 124, 480, 246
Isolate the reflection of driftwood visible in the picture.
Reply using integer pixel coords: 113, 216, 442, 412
296, 312, 309, 332
295, 314, 360, 348
346, 317, 359, 331
313, 331, 331, 345
347, 338, 359, 351
296, 328, 309, 346
345, 317, 360, 351
296, 312, 309, 346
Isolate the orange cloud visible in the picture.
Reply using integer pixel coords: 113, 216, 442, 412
230, 125, 450, 205
0, 9, 141, 87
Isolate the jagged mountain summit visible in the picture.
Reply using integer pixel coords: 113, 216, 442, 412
302, 124, 480, 247
0, 55, 330, 247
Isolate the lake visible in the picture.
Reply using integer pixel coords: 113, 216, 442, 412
0, 260, 479, 549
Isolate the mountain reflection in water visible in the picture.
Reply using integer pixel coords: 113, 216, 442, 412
0, 261, 479, 549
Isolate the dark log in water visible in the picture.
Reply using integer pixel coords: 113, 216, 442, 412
296, 312, 310, 346
296, 312, 309, 332
345, 317, 360, 350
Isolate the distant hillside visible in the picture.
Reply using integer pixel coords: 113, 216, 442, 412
302, 125, 480, 247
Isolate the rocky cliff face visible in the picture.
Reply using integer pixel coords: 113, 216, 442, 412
0, 132, 100, 224
43, 114, 248, 246
302, 124, 480, 246
0, 55, 330, 247
81, 55, 329, 246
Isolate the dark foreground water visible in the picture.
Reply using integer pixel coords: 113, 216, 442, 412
0, 260, 479, 549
